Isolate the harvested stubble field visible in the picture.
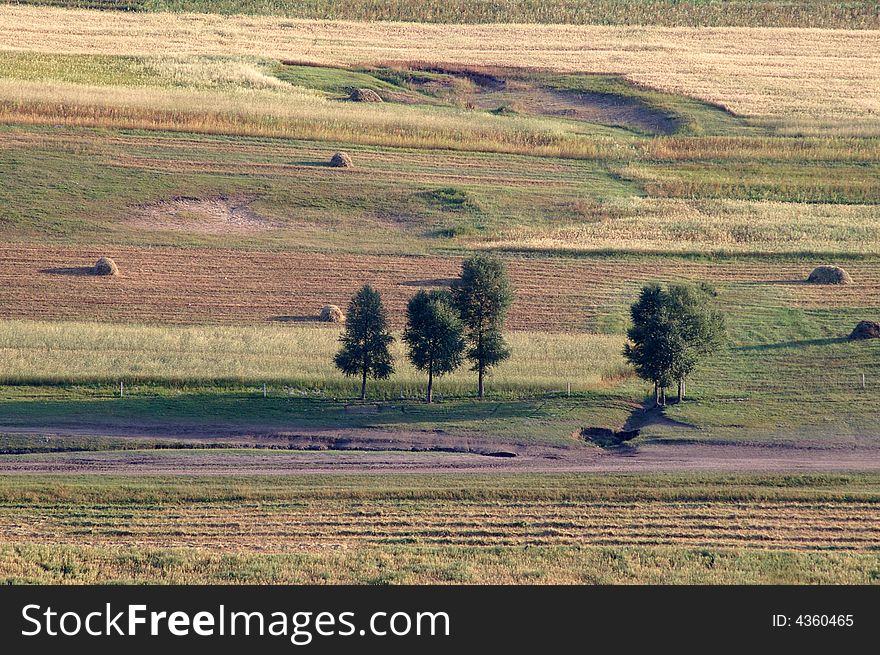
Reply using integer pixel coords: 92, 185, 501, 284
1, 6, 879, 128
1, 244, 878, 332
0, 474, 878, 583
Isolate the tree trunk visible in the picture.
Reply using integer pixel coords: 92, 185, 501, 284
659, 386, 666, 406
681, 378, 686, 402
360, 369, 367, 401
654, 382, 660, 406
677, 379, 683, 403
427, 362, 434, 404
478, 363, 485, 399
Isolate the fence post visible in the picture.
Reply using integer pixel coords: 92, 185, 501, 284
263, 383, 267, 398
120, 381, 124, 398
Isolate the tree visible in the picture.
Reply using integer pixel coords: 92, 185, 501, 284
450, 254, 513, 399
623, 283, 725, 406
403, 290, 465, 403
665, 283, 725, 402
624, 284, 676, 406
334, 285, 394, 400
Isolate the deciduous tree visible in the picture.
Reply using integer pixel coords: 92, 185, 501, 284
403, 290, 465, 403
624, 283, 725, 405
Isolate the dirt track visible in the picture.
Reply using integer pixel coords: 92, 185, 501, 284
2, 424, 879, 475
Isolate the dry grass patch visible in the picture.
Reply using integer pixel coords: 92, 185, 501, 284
484, 199, 880, 256
0, 319, 628, 391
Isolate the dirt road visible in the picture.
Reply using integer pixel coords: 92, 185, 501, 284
1, 424, 879, 475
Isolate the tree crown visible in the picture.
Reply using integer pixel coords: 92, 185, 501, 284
403, 290, 464, 376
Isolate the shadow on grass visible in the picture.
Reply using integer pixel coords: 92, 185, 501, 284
0, 394, 551, 433
735, 337, 849, 352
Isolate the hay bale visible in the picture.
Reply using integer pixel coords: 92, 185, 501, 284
350, 88, 383, 103
319, 304, 345, 323
329, 152, 353, 168
807, 265, 852, 285
850, 320, 880, 340
92, 256, 118, 276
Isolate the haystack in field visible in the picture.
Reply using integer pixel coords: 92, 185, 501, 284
92, 256, 119, 276
350, 88, 382, 102
319, 304, 345, 323
807, 265, 852, 285
850, 320, 880, 340
330, 152, 353, 168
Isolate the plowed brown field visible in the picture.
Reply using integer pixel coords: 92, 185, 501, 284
2, 245, 879, 331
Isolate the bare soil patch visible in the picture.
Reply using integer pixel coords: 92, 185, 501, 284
390, 64, 681, 134
129, 196, 281, 235
475, 85, 679, 135
1, 424, 879, 475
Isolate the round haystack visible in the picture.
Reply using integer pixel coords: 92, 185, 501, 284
350, 88, 382, 103
92, 256, 118, 276
807, 265, 852, 285
329, 152, 353, 168
319, 304, 345, 323
850, 320, 880, 340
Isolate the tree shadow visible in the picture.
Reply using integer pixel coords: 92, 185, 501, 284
40, 266, 94, 276
0, 394, 551, 432
735, 337, 848, 352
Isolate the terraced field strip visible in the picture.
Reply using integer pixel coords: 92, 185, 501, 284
2, 6, 879, 122
3, 492, 878, 552
1, 244, 879, 332
0, 128, 615, 187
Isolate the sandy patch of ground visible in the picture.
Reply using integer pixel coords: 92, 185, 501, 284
129, 196, 282, 235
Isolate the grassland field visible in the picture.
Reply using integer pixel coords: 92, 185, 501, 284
1, 474, 879, 584
0, 4, 878, 583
